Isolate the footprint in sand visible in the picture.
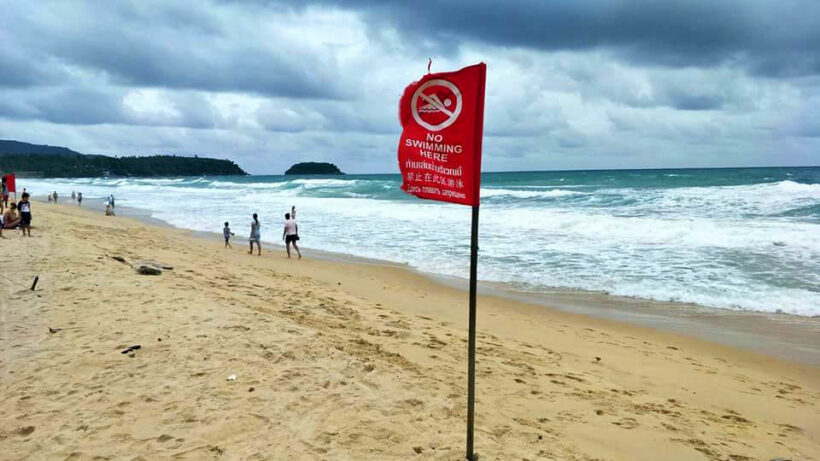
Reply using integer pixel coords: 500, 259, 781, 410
612, 417, 639, 429
14, 426, 35, 437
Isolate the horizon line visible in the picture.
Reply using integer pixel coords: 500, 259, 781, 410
253, 164, 820, 176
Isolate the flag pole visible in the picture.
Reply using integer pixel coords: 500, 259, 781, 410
466, 204, 479, 461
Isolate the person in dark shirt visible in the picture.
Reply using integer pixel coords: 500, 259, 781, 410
1, 177, 8, 208
18, 192, 32, 237
223, 221, 234, 248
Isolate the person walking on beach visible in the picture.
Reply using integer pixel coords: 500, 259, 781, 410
18, 192, 32, 237
71, 191, 76, 202
53, 191, 58, 203
249, 213, 261, 255
282, 211, 301, 259
77, 192, 82, 206
223, 221, 234, 248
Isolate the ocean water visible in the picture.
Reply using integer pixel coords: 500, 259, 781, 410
24, 167, 820, 316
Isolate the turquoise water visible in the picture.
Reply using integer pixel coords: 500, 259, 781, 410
26, 167, 820, 316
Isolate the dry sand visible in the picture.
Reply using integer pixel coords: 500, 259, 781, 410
1, 204, 818, 460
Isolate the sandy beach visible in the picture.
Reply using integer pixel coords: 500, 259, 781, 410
1, 203, 818, 460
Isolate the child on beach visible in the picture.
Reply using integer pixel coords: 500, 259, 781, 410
223, 222, 234, 248
18, 193, 32, 237
282, 211, 301, 259
249, 214, 261, 255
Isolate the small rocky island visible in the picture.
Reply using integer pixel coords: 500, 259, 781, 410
285, 162, 344, 175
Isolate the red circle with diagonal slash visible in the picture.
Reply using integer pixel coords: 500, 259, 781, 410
411, 79, 463, 132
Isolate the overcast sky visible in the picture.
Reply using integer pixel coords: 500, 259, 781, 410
1, 0, 819, 174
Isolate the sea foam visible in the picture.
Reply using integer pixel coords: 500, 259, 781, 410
24, 168, 820, 316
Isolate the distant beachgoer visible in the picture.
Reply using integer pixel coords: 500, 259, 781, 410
249, 213, 261, 255
105, 203, 115, 216
1, 178, 8, 208
18, 193, 32, 237
223, 221, 234, 248
53, 191, 58, 203
77, 192, 83, 206
48, 194, 53, 203
110, 194, 115, 208
3, 203, 19, 229
71, 191, 76, 202
282, 212, 301, 259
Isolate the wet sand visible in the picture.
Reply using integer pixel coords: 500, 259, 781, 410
1, 203, 818, 460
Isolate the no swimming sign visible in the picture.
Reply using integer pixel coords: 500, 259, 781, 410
396, 62, 487, 461
397, 63, 486, 207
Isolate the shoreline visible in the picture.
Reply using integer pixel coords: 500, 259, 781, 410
47, 196, 820, 365
2, 203, 818, 459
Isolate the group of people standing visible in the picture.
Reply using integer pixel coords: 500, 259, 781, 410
2, 178, 31, 237
223, 205, 301, 259
105, 194, 115, 216
47, 190, 85, 206
70, 191, 84, 205
1, 191, 33, 238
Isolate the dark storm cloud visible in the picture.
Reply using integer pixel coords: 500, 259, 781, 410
51, 36, 341, 99
0, 87, 126, 125
289, 0, 820, 77
0, 1, 345, 99
0, 46, 69, 88
1, 0, 817, 172
0, 85, 227, 129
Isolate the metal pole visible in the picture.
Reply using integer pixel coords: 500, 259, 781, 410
466, 204, 479, 460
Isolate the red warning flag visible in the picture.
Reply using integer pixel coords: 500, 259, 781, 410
3, 173, 15, 193
398, 63, 486, 207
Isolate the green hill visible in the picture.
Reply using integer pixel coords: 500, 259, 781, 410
0, 141, 247, 177
0, 140, 83, 157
